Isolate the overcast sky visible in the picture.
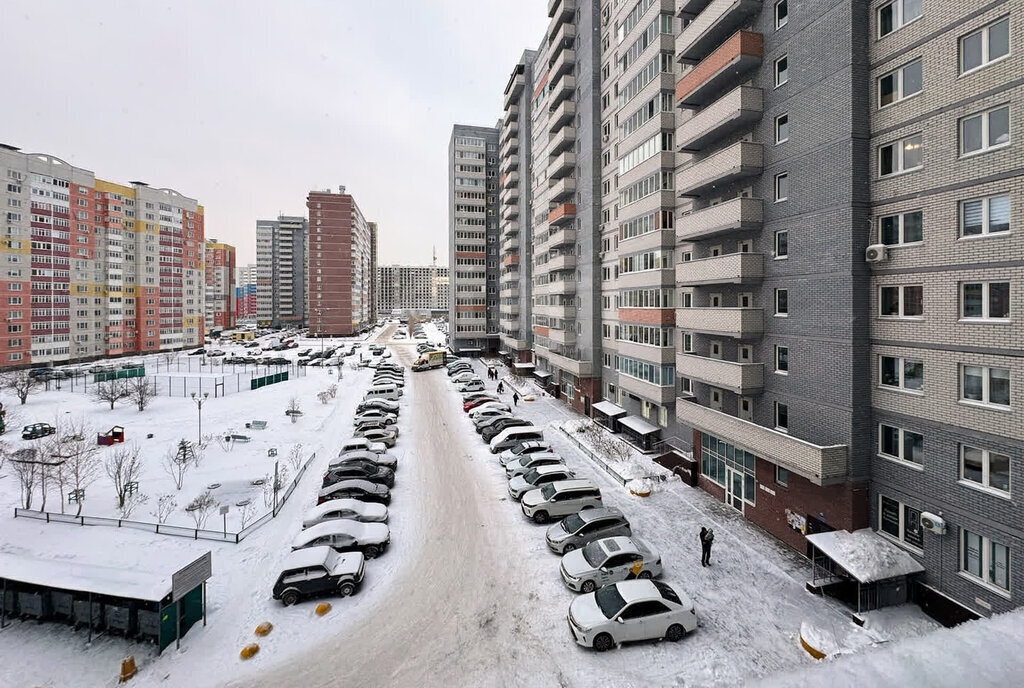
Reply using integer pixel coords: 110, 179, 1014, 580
1, 0, 547, 266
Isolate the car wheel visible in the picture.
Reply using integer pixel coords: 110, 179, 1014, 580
638, 571, 653, 580
364, 545, 380, 559
532, 511, 549, 524
339, 582, 356, 597
581, 580, 596, 594
593, 633, 614, 652
281, 590, 300, 606
665, 624, 685, 642
562, 543, 576, 553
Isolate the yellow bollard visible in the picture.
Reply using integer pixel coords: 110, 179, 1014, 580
254, 621, 273, 637
239, 643, 260, 660
315, 602, 332, 616
118, 655, 138, 683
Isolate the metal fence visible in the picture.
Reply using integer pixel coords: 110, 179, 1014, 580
54, 364, 305, 398
12, 452, 317, 543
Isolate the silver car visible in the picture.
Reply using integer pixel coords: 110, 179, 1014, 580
353, 428, 398, 447
560, 536, 662, 593
507, 465, 576, 501
505, 453, 565, 478
546, 507, 631, 554
498, 440, 555, 466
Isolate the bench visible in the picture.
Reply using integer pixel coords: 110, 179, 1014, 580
227, 434, 251, 443
245, 420, 268, 430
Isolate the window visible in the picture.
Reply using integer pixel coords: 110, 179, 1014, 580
774, 402, 789, 432
774, 230, 789, 258
775, 114, 789, 144
775, 288, 789, 316
774, 55, 788, 87
961, 529, 1010, 592
775, 466, 789, 487
961, 445, 1011, 494
880, 355, 924, 391
879, 134, 922, 176
878, 59, 922, 108
878, 0, 922, 37
961, 365, 1010, 407
879, 424, 923, 465
960, 106, 1010, 156
775, 345, 789, 374
961, 195, 1010, 237
961, 282, 1010, 320
775, 0, 788, 29
879, 285, 924, 318
879, 495, 923, 550
682, 333, 693, 352
880, 210, 923, 245
680, 377, 693, 395
774, 173, 789, 202
960, 18, 1010, 74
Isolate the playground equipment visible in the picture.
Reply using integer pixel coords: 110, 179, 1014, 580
97, 426, 125, 446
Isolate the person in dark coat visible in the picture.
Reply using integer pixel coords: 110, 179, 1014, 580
700, 527, 714, 566
512, 392, 520, 406
496, 381, 504, 394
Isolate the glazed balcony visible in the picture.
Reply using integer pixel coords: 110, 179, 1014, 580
550, 126, 577, 155
549, 176, 576, 201
550, 75, 576, 108
676, 31, 763, 108
550, 48, 576, 80
549, 150, 576, 178
678, 86, 763, 153
675, 400, 849, 485
549, 100, 576, 133
676, 141, 762, 197
676, 197, 762, 241
678, 0, 762, 64
615, 339, 676, 365
675, 353, 763, 394
535, 303, 576, 321
675, 307, 763, 339
675, 252, 763, 286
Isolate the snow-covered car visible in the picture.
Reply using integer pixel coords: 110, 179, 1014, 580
331, 450, 399, 471
456, 380, 485, 393
560, 536, 662, 593
339, 438, 387, 455
507, 465, 576, 501
498, 441, 555, 466
473, 413, 514, 432
273, 546, 364, 606
520, 479, 602, 524
567, 580, 696, 651
450, 372, 479, 384
372, 375, 405, 387
357, 399, 400, 415
322, 461, 395, 489
463, 396, 500, 412
317, 479, 391, 505
546, 507, 632, 555
302, 499, 389, 529
467, 402, 511, 419
353, 411, 397, 426
207, 350, 226, 357
354, 420, 399, 438
505, 453, 565, 478
353, 427, 398, 448
292, 519, 391, 559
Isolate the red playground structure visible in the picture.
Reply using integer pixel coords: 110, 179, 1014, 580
97, 425, 125, 446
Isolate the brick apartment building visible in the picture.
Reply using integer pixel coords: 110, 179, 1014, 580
204, 239, 235, 332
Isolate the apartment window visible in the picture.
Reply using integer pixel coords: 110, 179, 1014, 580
878, 58, 922, 108
960, 17, 1010, 74
879, 495, 923, 550
681, 292, 693, 308
774, 173, 789, 202
878, 0, 922, 37
773, 114, 790, 145
879, 134, 922, 176
879, 424, 923, 465
961, 365, 1010, 407
879, 285, 924, 318
682, 333, 693, 352
962, 445, 1011, 494
962, 195, 1010, 237
961, 529, 1010, 592
679, 377, 693, 395
710, 388, 722, 410
774, 55, 789, 87
774, 230, 789, 258
775, 345, 789, 374
880, 210, 923, 245
880, 355, 924, 391
774, 402, 789, 432
960, 106, 1010, 156
961, 282, 1010, 320
774, 288, 788, 316
774, 465, 789, 487
774, 0, 788, 29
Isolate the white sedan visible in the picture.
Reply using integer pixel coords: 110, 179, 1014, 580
450, 372, 478, 384
498, 441, 554, 466
567, 580, 697, 651
507, 465, 576, 501
467, 402, 511, 418
505, 453, 565, 478
302, 498, 389, 529
353, 412, 397, 426
560, 536, 662, 593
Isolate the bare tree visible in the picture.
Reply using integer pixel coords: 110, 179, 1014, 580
162, 443, 191, 490
93, 380, 130, 410
151, 494, 178, 524
10, 451, 38, 509
105, 442, 143, 509
0, 370, 41, 405
327, 384, 338, 399
126, 377, 158, 412
119, 492, 148, 519
288, 443, 305, 471
54, 419, 102, 517
185, 491, 217, 529
288, 396, 301, 413
317, 390, 332, 405
238, 501, 257, 529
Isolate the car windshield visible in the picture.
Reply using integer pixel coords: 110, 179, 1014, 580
523, 469, 541, 484
594, 585, 627, 619
562, 513, 584, 533
581, 542, 605, 568
539, 483, 557, 500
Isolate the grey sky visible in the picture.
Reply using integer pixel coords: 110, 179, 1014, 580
0, 0, 548, 266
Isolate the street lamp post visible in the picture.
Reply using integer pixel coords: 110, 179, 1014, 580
190, 391, 210, 444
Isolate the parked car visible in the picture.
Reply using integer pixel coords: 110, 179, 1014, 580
354, 421, 400, 438
447, 365, 472, 377
372, 375, 405, 387
21, 423, 56, 440
498, 441, 555, 466
207, 350, 226, 357
472, 412, 514, 431
462, 397, 499, 412
291, 519, 391, 559
450, 372, 479, 384
356, 399, 400, 415
505, 453, 565, 478
353, 411, 397, 426
567, 580, 697, 651
481, 417, 535, 443
545, 507, 632, 555
272, 546, 364, 606
560, 536, 662, 593
490, 426, 545, 454
188, 348, 206, 356
520, 479, 602, 524
508, 465, 577, 501
339, 438, 387, 455
302, 499, 389, 529
322, 462, 395, 489
331, 450, 399, 471
317, 479, 391, 505
355, 428, 398, 448
467, 402, 511, 418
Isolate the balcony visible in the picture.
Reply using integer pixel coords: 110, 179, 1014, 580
618, 375, 677, 405
679, 0, 712, 16
501, 221, 520, 239
676, 252, 763, 286
501, 333, 530, 351
534, 279, 576, 296
501, 154, 520, 174
615, 339, 676, 365
676, 197, 762, 241
505, 103, 520, 122
549, 21, 577, 50
676, 353, 763, 394
502, 254, 520, 267
501, 187, 519, 206
550, 126, 577, 155
676, 141, 762, 197
502, 236, 519, 252
549, 203, 576, 226
500, 135, 519, 159
549, 176, 576, 201
617, 267, 675, 291
676, 31, 763, 108
676, 307, 763, 338
549, 100, 576, 133
678, 86, 763, 153
535, 303, 575, 321
501, 122, 519, 145
549, 150, 576, 178
540, 345, 594, 378
501, 204, 520, 221
678, 0, 762, 64
676, 400, 849, 485
548, 0, 576, 20
550, 48, 576, 79
500, 287, 520, 300
548, 226, 576, 247
550, 75, 576, 108
502, 170, 520, 188
547, 253, 576, 272
504, 72, 525, 109
548, 327, 576, 345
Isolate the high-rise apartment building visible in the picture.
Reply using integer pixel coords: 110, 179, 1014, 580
305, 187, 377, 336
255, 215, 307, 328
449, 124, 501, 354
377, 264, 450, 313
204, 239, 235, 332
235, 264, 258, 320
0, 144, 204, 366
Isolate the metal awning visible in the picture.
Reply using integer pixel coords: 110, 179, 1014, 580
592, 401, 627, 418
513, 362, 535, 369
806, 529, 925, 584
533, 370, 553, 379
619, 415, 660, 436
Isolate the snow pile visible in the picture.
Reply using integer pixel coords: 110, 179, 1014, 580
559, 419, 670, 482
806, 529, 924, 583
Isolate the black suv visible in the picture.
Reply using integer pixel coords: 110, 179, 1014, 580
272, 546, 364, 606
481, 417, 533, 443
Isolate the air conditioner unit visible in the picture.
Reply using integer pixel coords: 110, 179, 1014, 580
865, 244, 889, 263
920, 511, 946, 535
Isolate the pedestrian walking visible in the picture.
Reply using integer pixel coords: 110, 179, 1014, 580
512, 392, 520, 406
700, 527, 714, 567
497, 381, 504, 394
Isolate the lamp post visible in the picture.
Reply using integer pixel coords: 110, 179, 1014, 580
190, 391, 209, 444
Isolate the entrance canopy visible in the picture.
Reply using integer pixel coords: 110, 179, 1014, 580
619, 415, 660, 436
806, 529, 924, 584
533, 370, 553, 380
513, 362, 535, 370
592, 401, 627, 419
497, 350, 510, 356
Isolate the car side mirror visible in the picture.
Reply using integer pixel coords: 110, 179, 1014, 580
615, 617, 625, 624
599, 567, 608, 573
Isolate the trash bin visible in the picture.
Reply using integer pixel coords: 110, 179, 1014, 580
137, 609, 160, 643
73, 599, 104, 630
18, 591, 52, 621
105, 603, 136, 635
52, 591, 74, 621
